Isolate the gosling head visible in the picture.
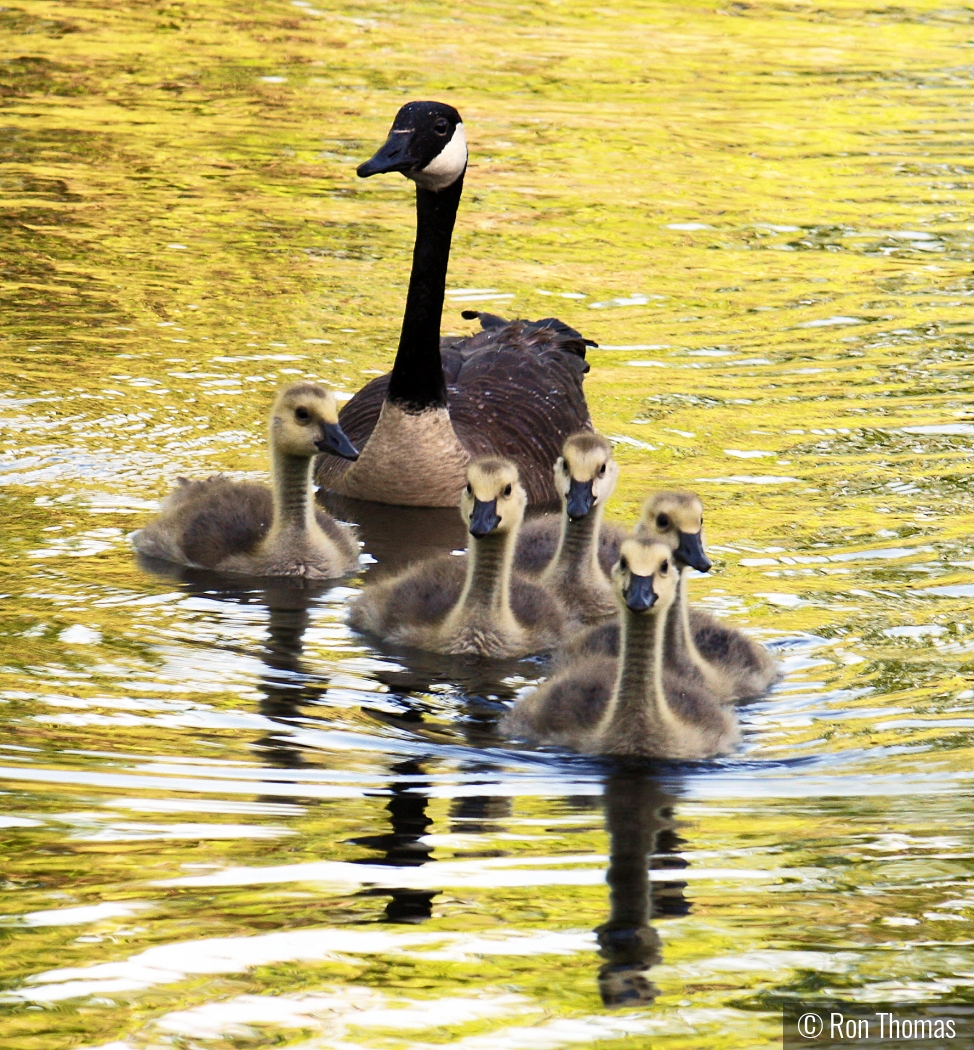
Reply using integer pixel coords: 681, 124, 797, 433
270, 383, 359, 461
554, 431, 618, 522
636, 490, 711, 574
357, 101, 467, 193
612, 537, 678, 615
460, 457, 526, 539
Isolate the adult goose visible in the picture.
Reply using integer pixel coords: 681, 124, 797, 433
314, 101, 594, 508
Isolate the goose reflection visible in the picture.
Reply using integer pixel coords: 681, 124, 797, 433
596, 767, 689, 1008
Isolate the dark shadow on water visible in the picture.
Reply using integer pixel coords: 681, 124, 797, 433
596, 764, 690, 1008
320, 491, 468, 582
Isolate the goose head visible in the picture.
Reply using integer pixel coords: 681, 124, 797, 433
270, 383, 359, 460
357, 101, 467, 192
554, 431, 618, 521
461, 457, 527, 539
613, 538, 678, 615
635, 490, 711, 574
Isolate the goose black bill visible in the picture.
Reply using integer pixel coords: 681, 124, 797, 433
675, 531, 712, 573
316, 423, 360, 461
357, 130, 413, 178
566, 478, 595, 521
469, 499, 501, 539
624, 574, 657, 613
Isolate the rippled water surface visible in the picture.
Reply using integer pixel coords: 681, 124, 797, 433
3, 1, 974, 1047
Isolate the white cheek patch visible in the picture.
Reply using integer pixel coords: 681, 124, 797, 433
411, 122, 468, 191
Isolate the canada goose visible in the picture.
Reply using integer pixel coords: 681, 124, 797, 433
514, 431, 625, 623
637, 491, 778, 700
133, 383, 360, 578
560, 491, 777, 700
349, 457, 566, 657
502, 537, 739, 758
314, 101, 594, 508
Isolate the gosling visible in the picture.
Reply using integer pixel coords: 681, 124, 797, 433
514, 432, 626, 624
349, 457, 566, 658
561, 491, 778, 701
132, 383, 360, 578
502, 537, 739, 759
638, 491, 777, 700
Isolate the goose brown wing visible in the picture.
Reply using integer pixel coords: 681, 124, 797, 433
446, 317, 592, 506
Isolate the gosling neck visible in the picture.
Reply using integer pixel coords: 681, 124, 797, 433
268, 445, 316, 540
387, 177, 465, 412
458, 526, 517, 618
675, 569, 713, 678
547, 502, 604, 584
601, 600, 673, 735
665, 572, 696, 665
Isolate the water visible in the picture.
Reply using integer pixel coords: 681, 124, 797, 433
3, 1, 974, 1047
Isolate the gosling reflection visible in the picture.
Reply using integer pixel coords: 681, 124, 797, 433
596, 768, 689, 1008
351, 758, 438, 924
251, 577, 332, 768
134, 554, 330, 767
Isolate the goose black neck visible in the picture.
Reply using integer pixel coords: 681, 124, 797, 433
387, 176, 464, 411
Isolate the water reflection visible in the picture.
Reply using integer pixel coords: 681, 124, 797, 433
596, 767, 688, 1008
135, 554, 334, 767
351, 759, 438, 924
321, 492, 468, 581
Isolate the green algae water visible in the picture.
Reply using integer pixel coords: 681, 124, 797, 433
3, 1, 974, 1047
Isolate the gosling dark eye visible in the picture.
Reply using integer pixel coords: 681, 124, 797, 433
503, 483, 512, 497
656, 512, 670, 530
619, 556, 628, 572
660, 560, 669, 575
465, 483, 472, 495
599, 463, 607, 477
295, 407, 310, 423
433, 117, 449, 135
562, 461, 570, 473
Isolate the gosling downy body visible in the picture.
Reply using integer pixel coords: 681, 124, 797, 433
514, 432, 625, 624
349, 458, 566, 657
133, 383, 360, 579
502, 538, 739, 759
315, 101, 593, 509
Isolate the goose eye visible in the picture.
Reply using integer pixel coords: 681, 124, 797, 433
562, 461, 570, 473
295, 407, 310, 423
503, 483, 512, 497
599, 463, 607, 477
660, 559, 669, 575
656, 512, 670, 530
433, 117, 449, 135
465, 483, 472, 495
619, 556, 628, 572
